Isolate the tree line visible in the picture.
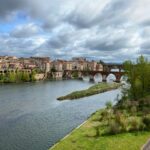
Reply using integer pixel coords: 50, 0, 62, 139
123, 55, 150, 100
0, 70, 36, 83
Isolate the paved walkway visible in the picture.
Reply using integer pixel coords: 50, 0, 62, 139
142, 139, 150, 150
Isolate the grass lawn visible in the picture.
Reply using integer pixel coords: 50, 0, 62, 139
50, 110, 150, 150
57, 82, 122, 100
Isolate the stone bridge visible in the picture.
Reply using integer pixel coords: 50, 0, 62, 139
64, 62, 124, 82
64, 70, 124, 82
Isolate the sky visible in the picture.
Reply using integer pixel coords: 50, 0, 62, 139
0, 0, 150, 62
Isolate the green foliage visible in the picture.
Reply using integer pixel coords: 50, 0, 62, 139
101, 109, 109, 119
30, 70, 36, 81
0, 70, 36, 83
8, 72, 16, 82
72, 71, 79, 78
21, 72, 30, 82
0, 74, 4, 82
123, 55, 150, 100
93, 125, 100, 137
130, 106, 137, 115
114, 112, 128, 132
105, 101, 113, 109
142, 115, 150, 130
15, 71, 21, 82
51, 66, 56, 72
129, 117, 141, 132
108, 121, 121, 135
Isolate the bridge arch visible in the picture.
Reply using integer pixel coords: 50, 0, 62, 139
120, 75, 127, 83
82, 75, 90, 81
107, 73, 116, 82
94, 73, 102, 83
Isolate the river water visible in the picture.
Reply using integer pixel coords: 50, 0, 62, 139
0, 80, 121, 150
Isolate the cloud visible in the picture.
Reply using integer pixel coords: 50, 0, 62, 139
0, 0, 150, 62
10, 23, 41, 38
84, 26, 141, 52
0, 0, 25, 21
0, 33, 47, 57
65, 0, 131, 29
140, 39, 150, 55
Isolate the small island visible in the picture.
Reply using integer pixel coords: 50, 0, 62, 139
57, 82, 122, 100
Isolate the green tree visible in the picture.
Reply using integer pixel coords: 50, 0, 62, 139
22, 72, 30, 82
0, 74, 4, 82
30, 70, 36, 81
8, 72, 16, 82
51, 66, 56, 72
16, 71, 23, 82
123, 55, 150, 100
136, 56, 150, 97
72, 71, 78, 78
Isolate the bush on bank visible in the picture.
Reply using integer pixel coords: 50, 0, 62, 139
94, 56, 150, 135
0, 70, 36, 83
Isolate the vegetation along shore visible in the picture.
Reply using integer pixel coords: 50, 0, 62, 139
57, 82, 122, 100
50, 56, 150, 150
0, 70, 36, 83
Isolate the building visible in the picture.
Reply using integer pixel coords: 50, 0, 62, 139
96, 63, 103, 71
51, 60, 63, 71
45, 62, 51, 73
88, 61, 97, 71
72, 58, 88, 71
8, 62, 22, 69
72, 57, 86, 62
63, 61, 72, 70
30, 57, 51, 72
0, 62, 9, 69
78, 61, 84, 70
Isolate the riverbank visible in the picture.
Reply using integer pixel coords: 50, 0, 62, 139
49, 108, 150, 150
57, 82, 122, 100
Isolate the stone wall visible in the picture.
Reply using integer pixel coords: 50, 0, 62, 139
35, 73, 45, 80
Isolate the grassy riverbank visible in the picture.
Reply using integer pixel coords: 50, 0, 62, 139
57, 82, 122, 100
50, 107, 150, 150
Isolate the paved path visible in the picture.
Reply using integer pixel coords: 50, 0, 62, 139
142, 139, 150, 150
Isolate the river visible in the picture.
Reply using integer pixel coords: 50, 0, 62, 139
0, 80, 121, 150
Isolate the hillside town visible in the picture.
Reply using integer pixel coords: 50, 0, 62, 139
0, 56, 104, 80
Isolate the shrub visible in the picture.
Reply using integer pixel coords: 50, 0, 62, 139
142, 115, 150, 130
105, 101, 112, 109
129, 117, 140, 132
142, 107, 150, 115
116, 115, 128, 132
101, 110, 109, 120
93, 125, 100, 137
114, 112, 128, 132
108, 121, 121, 135
72, 71, 78, 78
130, 106, 137, 115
